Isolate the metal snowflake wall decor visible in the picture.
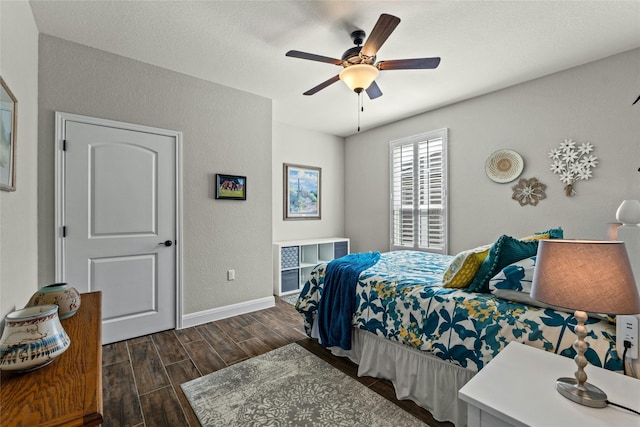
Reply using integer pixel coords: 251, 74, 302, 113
548, 139, 598, 196
512, 177, 546, 206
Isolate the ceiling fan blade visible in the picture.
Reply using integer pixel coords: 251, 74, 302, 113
303, 75, 341, 95
366, 81, 383, 99
378, 57, 441, 70
360, 14, 401, 58
286, 50, 342, 65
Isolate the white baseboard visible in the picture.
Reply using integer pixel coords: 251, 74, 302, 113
180, 296, 275, 329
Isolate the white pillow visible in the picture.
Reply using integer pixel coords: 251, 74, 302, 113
489, 256, 613, 321
488, 256, 536, 293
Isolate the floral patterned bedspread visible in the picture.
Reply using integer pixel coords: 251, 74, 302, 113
297, 250, 621, 373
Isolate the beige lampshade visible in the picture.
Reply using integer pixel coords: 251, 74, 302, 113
339, 64, 379, 92
616, 199, 640, 225
531, 239, 640, 315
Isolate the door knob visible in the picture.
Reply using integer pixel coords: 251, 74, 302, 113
159, 240, 173, 247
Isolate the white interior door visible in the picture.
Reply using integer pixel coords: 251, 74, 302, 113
56, 114, 181, 344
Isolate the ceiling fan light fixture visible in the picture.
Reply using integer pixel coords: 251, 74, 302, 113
339, 64, 379, 93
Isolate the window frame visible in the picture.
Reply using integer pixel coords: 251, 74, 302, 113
389, 128, 448, 254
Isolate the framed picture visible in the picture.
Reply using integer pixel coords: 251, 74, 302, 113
284, 163, 321, 220
215, 174, 246, 200
0, 77, 17, 192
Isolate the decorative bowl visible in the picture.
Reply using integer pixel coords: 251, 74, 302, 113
25, 283, 81, 319
0, 305, 71, 372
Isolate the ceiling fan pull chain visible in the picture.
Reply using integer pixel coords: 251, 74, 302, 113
357, 92, 362, 132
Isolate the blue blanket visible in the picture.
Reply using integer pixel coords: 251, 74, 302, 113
317, 251, 380, 349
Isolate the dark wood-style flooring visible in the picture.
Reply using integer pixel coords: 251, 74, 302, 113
102, 298, 453, 427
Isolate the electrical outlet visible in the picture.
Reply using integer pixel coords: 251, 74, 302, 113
617, 315, 639, 359
227, 269, 235, 281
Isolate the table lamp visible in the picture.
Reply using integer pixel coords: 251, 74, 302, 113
530, 239, 640, 408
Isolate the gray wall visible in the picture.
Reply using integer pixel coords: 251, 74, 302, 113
345, 48, 640, 255
38, 35, 273, 315
272, 122, 345, 242
0, 1, 39, 319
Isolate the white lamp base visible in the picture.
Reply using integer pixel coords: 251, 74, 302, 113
556, 377, 607, 408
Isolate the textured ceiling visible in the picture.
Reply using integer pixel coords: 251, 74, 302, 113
29, 1, 640, 137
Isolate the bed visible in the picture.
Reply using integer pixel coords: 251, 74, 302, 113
295, 227, 635, 426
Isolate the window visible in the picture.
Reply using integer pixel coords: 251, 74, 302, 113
390, 129, 448, 254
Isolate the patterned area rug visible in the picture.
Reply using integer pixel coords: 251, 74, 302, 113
181, 343, 427, 426
280, 292, 300, 306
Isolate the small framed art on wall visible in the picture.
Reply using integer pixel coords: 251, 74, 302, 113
215, 174, 246, 200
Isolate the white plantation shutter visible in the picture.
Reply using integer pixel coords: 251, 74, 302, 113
390, 129, 448, 254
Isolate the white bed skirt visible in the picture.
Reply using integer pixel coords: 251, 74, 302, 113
311, 322, 475, 427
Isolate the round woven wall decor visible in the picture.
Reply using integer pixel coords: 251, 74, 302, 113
485, 149, 524, 183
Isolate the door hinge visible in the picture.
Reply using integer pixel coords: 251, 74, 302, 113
62, 226, 67, 237
62, 139, 67, 151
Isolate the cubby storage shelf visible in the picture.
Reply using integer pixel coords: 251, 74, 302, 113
273, 237, 350, 296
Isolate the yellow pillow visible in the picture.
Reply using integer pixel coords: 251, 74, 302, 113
442, 245, 491, 288
520, 233, 550, 242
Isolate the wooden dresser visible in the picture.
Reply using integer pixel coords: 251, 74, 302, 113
0, 291, 103, 427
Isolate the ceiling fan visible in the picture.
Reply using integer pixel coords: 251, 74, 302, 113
286, 13, 441, 99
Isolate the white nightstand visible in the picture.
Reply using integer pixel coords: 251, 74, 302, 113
458, 342, 640, 427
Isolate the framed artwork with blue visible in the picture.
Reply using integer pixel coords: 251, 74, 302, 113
0, 77, 17, 192
284, 163, 321, 220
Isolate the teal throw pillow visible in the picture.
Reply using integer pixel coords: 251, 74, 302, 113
467, 235, 541, 293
